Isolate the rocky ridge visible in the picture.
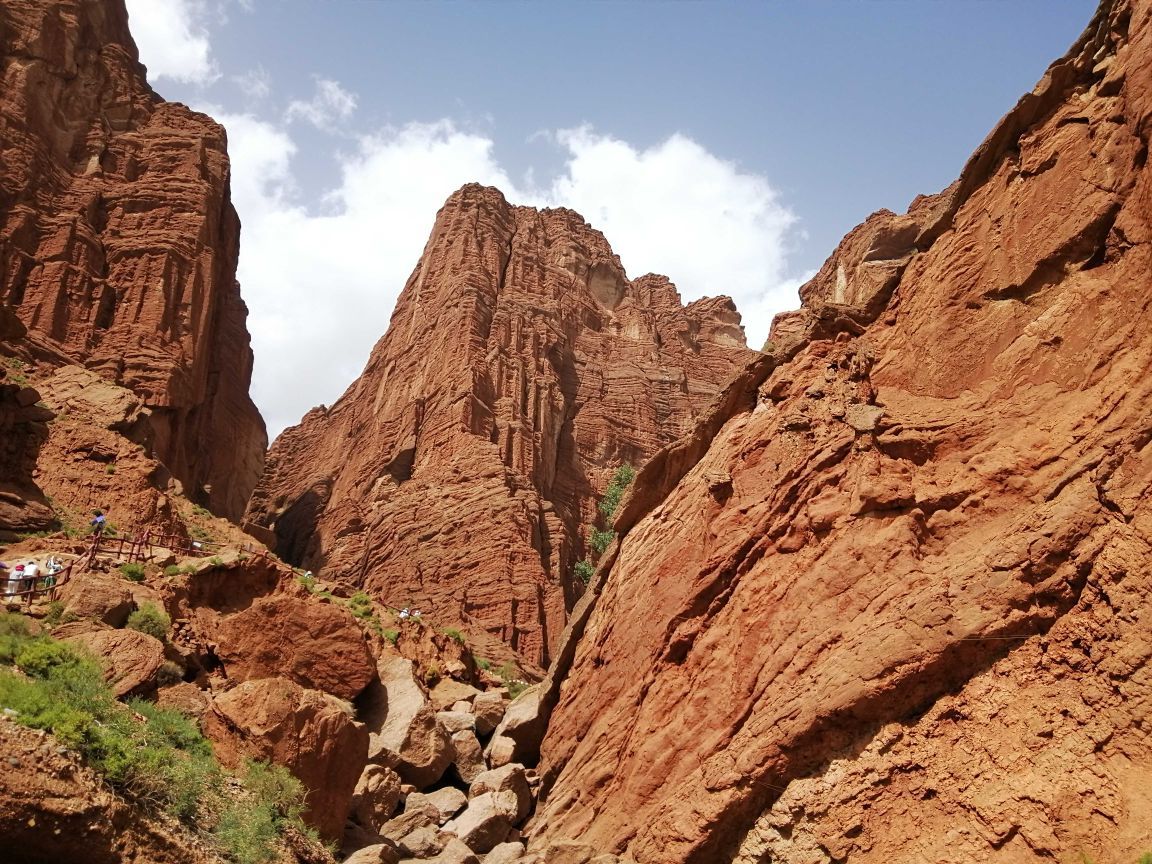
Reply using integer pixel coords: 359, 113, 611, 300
246, 184, 755, 666
528, 1, 1152, 862
0, 0, 267, 522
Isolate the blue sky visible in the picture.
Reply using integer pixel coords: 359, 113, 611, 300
125, 0, 1096, 438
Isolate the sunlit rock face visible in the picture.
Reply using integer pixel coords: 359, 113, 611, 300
530, 2, 1152, 862
0, 0, 267, 521
246, 183, 755, 667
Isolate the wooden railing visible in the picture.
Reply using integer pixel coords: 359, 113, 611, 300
3, 527, 272, 607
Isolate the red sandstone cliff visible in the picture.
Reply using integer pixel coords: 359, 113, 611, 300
246, 184, 755, 666
530, 1, 1152, 861
0, 0, 266, 521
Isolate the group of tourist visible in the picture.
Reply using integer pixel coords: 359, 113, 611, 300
1, 556, 65, 598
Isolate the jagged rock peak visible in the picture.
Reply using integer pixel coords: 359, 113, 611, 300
530, 1, 1152, 862
0, 0, 267, 521
245, 182, 756, 667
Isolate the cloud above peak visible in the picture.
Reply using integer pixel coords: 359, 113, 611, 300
125, 0, 218, 85
214, 115, 802, 438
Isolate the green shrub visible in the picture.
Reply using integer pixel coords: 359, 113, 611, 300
574, 559, 594, 585
0, 612, 33, 663
164, 564, 182, 577
1138, 853, 1152, 864
382, 628, 399, 645
475, 657, 492, 671
126, 603, 170, 642
43, 600, 68, 626
590, 528, 615, 556
191, 504, 212, 518
347, 592, 373, 620
215, 801, 279, 864
120, 562, 146, 583
208, 556, 223, 566
597, 463, 636, 520
157, 660, 185, 687
442, 628, 465, 645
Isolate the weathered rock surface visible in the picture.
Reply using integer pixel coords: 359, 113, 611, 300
246, 184, 755, 665
0, 352, 55, 535
214, 594, 376, 700
0, 0, 266, 521
57, 572, 134, 626
205, 676, 368, 841
531, 2, 1152, 862
63, 626, 164, 697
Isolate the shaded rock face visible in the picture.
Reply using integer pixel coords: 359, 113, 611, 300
0, 0, 266, 521
247, 184, 755, 665
532, 3, 1152, 862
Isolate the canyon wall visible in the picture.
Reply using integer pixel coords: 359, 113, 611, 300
531, 1, 1152, 861
0, 0, 266, 521
246, 184, 755, 666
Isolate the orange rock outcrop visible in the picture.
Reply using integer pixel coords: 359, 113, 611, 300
246, 184, 755, 666
531, 2, 1152, 862
0, 0, 266, 521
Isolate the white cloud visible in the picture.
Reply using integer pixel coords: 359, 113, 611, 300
534, 128, 798, 350
232, 66, 271, 101
125, 0, 218, 85
285, 78, 358, 129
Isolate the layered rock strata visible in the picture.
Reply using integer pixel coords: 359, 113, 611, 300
0, 0, 266, 520
531, 2, 1152, 862
247, 184, 755, 665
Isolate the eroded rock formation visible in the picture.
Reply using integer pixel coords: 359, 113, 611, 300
247, 184, 755, 665
0, 0, 266, 521
530, 2, 1152, 862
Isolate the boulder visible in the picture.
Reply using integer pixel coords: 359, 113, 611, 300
379, 800, 439, 842
485, 842, 528, 864
157, 682, 210, 717
428, 677, 482, 711
351, 764, 403, 832
436, 710, 476, 734
367, 656, 453, 788
344, 843, 401, 864
404, 787, 467, 824
204, 677, 367, 841
471, 690, 506, 736
450, 729, 486, 784
63, 627, 164, 697
485, 686, 543, 766
397, 825, 444, 857
214, 595, 375, 700
57, 574, 134, 627
469, 764, 532, 823
428, 838, 480, 864
485, 735, 517, 769
441, 792, 514, 854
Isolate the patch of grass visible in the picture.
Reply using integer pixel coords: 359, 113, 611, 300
190, 525, 215, 543
475, 657, 492, 671
120, 562, 146, 583
1137, 853, 1152, 864
191, 504, 212, 518
105, 463, 116, 475
574, 559, 594, 585
208, 556, 223, 566
126, 603, 170, 642
496, 660, 530, 700
442, 628, 465, 645
157, 660, 184, 687
382, 628, 399, 645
